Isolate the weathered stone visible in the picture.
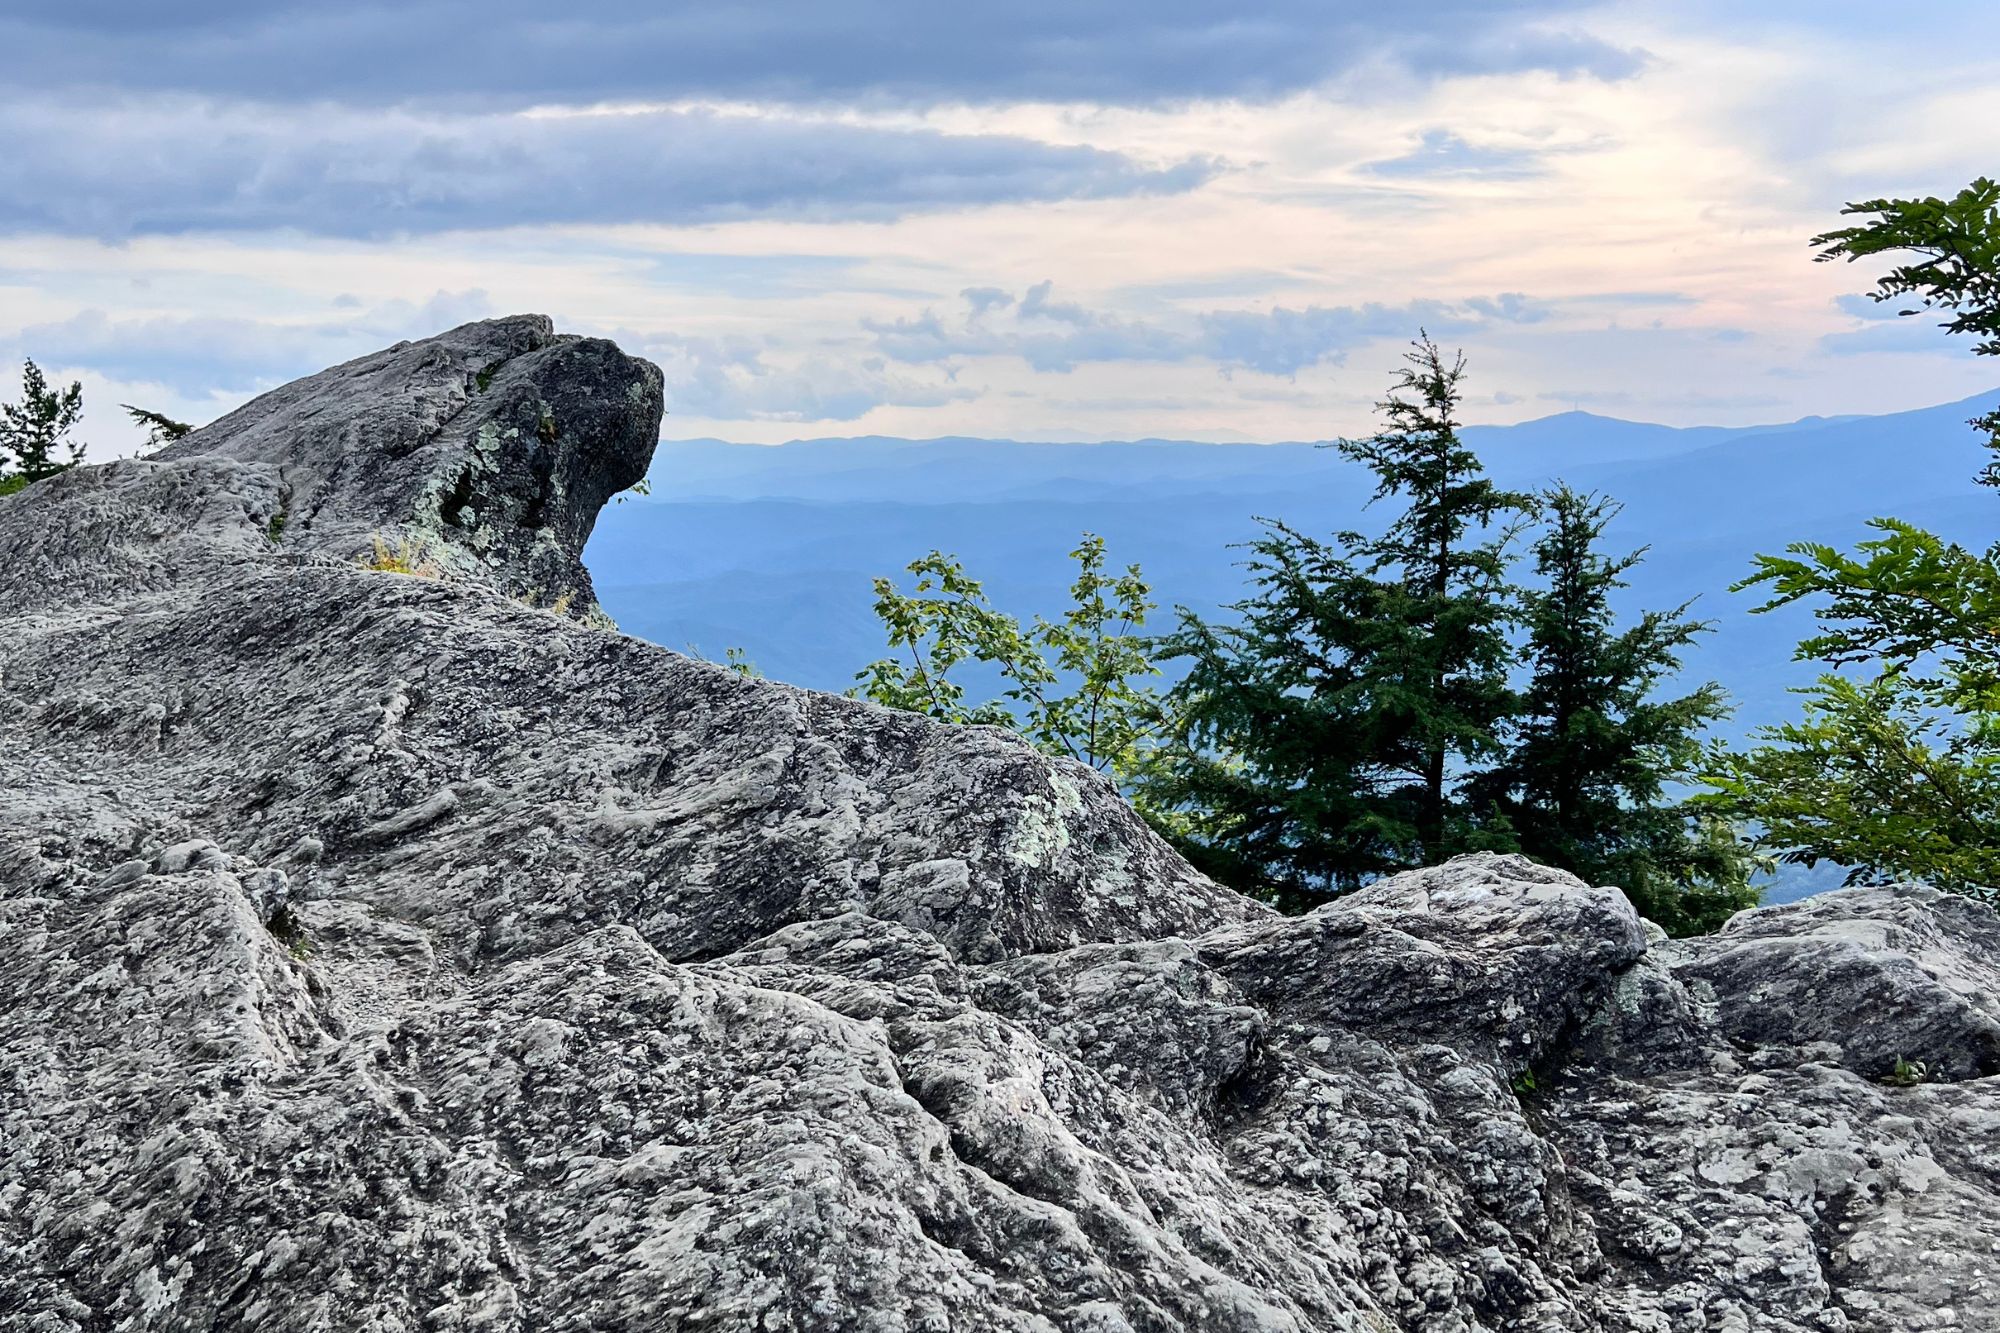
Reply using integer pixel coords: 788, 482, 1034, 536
3, 318, 1997, 1331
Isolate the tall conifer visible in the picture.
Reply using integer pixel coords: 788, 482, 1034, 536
1477, 485, 1759, 933
1146, 336, 1532, 907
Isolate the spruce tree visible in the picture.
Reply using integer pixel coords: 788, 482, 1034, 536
1142, 522, 1426, 907
124, 405, 192, 453
1476, 485, 1759, 934
1, 359, 86, 487
1336, 334, 1536, 858
1145, 336, 1532, 908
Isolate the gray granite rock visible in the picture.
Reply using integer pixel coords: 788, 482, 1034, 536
151, 312, 663, 614
3, 318, 1997, 1331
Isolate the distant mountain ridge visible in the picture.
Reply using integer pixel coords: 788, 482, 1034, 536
588, 389, 2000, 905
638, 397, 1977, 504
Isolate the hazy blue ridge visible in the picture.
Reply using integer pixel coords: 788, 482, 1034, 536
587, 389, 2000, 903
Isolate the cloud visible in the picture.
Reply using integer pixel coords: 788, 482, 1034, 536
1535, 387, 1788, 411
1565, 291, 1701, 308
9, 291, 495, 392
2, 3, 1642, 109
636, 333, 978, 422
1365, 130, 1548, 179
1833, 292, 1906, 322
0, 99, 1217, 240
865, 282, 1554, 376
11, 296, 984, 422
961, 287, 1016, 319
1017, 281, 1096, 326
1819, 315, 1976, 358
1820, 289, 1975, 357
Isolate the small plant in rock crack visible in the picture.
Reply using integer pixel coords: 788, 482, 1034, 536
1510, 1068, 1539, 1098
266, 513, 287, 544
684, 643, 762, 678
266, 905, 311, 961
1884, 1056, 1930, 1088
360, 535, 442, 578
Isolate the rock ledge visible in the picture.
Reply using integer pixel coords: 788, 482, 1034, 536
4, 321, 1997, 1331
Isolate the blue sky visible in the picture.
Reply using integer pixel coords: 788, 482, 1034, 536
4, 1, 1998, 447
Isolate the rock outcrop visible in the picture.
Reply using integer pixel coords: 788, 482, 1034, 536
4, 318, 1997, 1332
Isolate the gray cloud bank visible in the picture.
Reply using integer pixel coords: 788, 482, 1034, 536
6, 2, 1641, 109
0, 100, 1214, 240
865, 282, 1553, 376
11, 292, 499, 393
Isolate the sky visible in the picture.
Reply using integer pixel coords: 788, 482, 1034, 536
3, 1, 1998, 451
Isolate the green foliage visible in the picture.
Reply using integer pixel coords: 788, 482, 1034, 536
1141, 337, 1532, 908
1475, 486, 1760, 935
123, 404, 192, 453
1510, 1068, 1538, 1098
850, 342, 1759, 931
1142, 523, 1447, 905
267, 513, 287, 544
0, 475, 25, 498
1737, 518, 2000, 710
1702, 673, 2000, 897
1701, 180, 2000, 901
853, 535, 1167, 781
1813, 177, 2000, 480
1885, 1055, 1930, 1088
1, 359, 86, 485
1813, 177, 2000, 351
684, 643, 762, 677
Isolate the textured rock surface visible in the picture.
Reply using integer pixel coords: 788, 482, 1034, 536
5, 318, 1998, 1332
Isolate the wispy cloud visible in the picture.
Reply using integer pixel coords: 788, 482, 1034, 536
1364, 129, 1550, 179
865, 282, 1554, 376
635, 333, 978, 422
1820, 317, 1976, 358
9, 291, 495, 392
7, 2, 2000, 441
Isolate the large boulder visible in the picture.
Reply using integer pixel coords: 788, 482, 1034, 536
4, 319, 1997, 1331
150, 313, 663, 614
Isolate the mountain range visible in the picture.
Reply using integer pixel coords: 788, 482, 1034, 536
592, 387, 1994, 715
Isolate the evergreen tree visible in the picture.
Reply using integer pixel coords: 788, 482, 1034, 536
1476, 485, 1760, 934
1, 360, 86, 489
1145, 336, 1532, 909
124, 405, 192, 453
1337, 334, 1536, 856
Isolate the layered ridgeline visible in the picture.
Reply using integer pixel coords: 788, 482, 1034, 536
586, 396, 2000, 742
5, 317, 2000, 1331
